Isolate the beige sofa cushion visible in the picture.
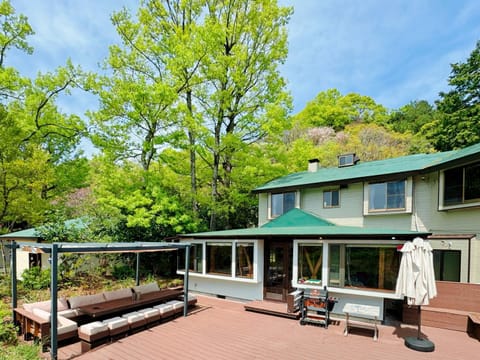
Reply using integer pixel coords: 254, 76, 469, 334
102, 316, 128, 330
58, 316, 78, 335
23, 298, 69, 313
32, 308, 51, 322
78, 321, 108, 336
68, 293, 106, 309
133, 282, 160, 295
103, 288, 133, 301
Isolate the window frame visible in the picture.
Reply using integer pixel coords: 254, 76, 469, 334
269, 191, 298, 218
364, 177, 412, 215
323, 189, 340, 208
440, 162, 480, 210
177, 240, 257, 282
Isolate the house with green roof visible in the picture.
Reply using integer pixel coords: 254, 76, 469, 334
182, 142, 480, 320
0, 219, 85, 278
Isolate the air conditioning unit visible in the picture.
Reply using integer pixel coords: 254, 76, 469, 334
338, 153, 359, 167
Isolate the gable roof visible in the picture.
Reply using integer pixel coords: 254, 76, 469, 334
261, 208, 334, 228
180, 209, 429, 240
254, 142, 480, 193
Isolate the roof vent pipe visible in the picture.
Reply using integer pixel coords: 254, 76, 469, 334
308, 158, 320, 172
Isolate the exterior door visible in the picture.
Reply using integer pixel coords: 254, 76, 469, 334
264, 241, 293, 302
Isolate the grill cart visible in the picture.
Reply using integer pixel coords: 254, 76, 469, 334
299, 286, 335, 328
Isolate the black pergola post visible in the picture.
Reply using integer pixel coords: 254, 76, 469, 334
50, 244, 58, 360
10, 241, 17, 322
183, 244, 190, 317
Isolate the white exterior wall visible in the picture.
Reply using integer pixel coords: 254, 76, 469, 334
179, 239, 264, 301
16, 249, 29, 280
189, 275, 263, 300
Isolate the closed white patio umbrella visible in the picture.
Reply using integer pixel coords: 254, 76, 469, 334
395, 237, 437, 352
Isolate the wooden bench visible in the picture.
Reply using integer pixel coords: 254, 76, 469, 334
403, 281, 480, 338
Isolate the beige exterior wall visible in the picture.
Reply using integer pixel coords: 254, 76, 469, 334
258, 169, 480, 283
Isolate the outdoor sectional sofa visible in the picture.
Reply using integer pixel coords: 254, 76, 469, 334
14, 282, 196, 352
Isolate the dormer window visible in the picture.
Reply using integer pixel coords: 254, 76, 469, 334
338, 153, 359, 167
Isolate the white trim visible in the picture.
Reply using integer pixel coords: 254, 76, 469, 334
438, 168, 480, 210
177, 239, 259, 282
363, 177, 413, 215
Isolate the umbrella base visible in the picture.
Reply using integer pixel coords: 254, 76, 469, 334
405, 337, 435, 352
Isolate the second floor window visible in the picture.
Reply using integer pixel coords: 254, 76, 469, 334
443, 162, 480, 206
271, 191, 296, 217
323, 189, 339, 208
368, 180, 405, 211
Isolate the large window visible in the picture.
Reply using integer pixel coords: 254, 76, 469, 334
368, 180, 405, 211
433, 250, 460, 282
444, 162, 480, 206
329, 245, 400, 291
297, 244, 322, 285
236, 242, 254, 279
178, 243, 203, 273
206, 242, 232, 276
323, 189, 339, 208
271, 192, 296, 217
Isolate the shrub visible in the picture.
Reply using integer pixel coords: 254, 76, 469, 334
21, 267, 50, 290
112, 264, 135, 280
0, 322, 17, 346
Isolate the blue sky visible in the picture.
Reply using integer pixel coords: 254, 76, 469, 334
8, 0, 480, 116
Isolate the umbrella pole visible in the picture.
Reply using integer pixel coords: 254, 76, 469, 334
417, 305, 421, 339
404, 305, 435, 352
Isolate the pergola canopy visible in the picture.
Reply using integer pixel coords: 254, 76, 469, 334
16, 241, 190, 254
9, 240, 191, 360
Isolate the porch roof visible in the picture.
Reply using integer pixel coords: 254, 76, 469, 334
180, 209, 430, 240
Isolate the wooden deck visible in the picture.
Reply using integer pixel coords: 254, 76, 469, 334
244, 300, 300, 319
48, 294, 479, 360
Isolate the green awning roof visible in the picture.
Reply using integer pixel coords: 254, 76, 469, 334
181, 209, 429, 240
254, 142, 480, 193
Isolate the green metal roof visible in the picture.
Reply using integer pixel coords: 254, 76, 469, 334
0, 218, 86, 239
254, 142, 480, 193
262, 208, 334, 228
181, 209, 429, 239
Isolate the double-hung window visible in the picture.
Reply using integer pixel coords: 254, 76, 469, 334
368, 180, 406, 212
323, 189, 339, 208
270, 191, 296, 217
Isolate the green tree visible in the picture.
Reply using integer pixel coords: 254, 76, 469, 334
91, 0, 292, 230
293, 89, 388, 131
432, 41, 480, 150
0, 1, 88, 230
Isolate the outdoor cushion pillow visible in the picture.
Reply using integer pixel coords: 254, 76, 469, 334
103, 288, 133, 301
133, 282, 160, 295
32, 308, 51, 322
57, 316, 78, 335
68, 293, 106, 309
23, 298, 69, 313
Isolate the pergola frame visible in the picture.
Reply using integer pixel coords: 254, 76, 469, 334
9, 241, 191, 360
